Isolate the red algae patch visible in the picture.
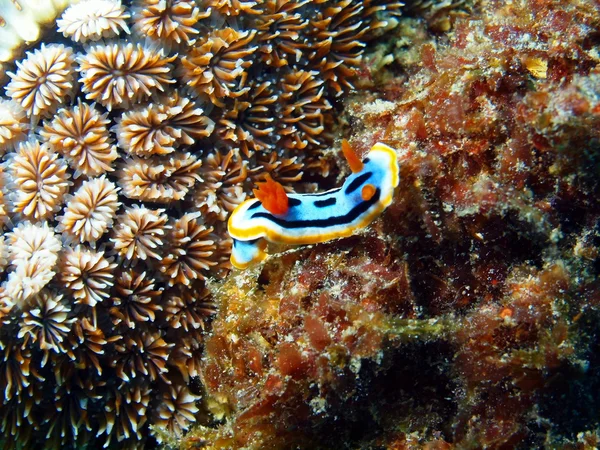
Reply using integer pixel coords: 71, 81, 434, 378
193, 233, 427, 448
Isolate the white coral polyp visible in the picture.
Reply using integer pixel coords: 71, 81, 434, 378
3, 255, 56, 307
0, 99, 27, 154
4, 222, 61, 307
57, 0, 130, 43
7, 221, 61, 267
57, 175, 121, 246
0, 235, 7, 272
5, 44, 75, 118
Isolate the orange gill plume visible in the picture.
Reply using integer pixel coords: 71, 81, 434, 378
253, 173, 290, 215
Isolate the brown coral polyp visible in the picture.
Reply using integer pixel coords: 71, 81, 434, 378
10, 140, 70, 221
5, 44, 75, 118
159, 213, 219, 286
0, 99, 27, 154
110, 205, 169, 262
205, 0, 263, 17
0, 343, 33, 403
134, 0, 208, 47
41, 100, 118, 177
152, 385, 200, 442
58, 175, 120, 246
194, 149, 249, 221
97, 383, 151, 447
59, 246, 117, 307
161, 285, 215, 332
308, 0, 367, 95
216, 81, 277, 157
114, 93, 214, 157
255, 0, 309, 68
118, 153, 202, 203
77, 41, 176, 110
17, 290, 74, 366
109, 269, 163, 329
112, 331, 173, 383
179, 27, 258, 106
278, 70, 332, 150
57, 0, 131, 43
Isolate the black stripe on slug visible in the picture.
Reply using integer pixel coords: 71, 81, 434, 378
248, 198, 301, 211
345, 172, 372, 195
314, 197, 336, 208
251, 188, 381, 229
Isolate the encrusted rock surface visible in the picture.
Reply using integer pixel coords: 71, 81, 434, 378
191, 0, 600, 448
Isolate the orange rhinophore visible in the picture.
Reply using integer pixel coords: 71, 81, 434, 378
253, 174, 289, 215
361, 184, 376, 201
341, 139, 363, 173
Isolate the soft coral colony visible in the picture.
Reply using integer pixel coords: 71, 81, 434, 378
0, 0, 401, 447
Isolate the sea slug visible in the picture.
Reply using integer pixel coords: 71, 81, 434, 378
228, 141, 400, 269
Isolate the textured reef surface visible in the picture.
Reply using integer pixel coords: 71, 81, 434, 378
0, 0, 599, 449
190, 0, 600, 449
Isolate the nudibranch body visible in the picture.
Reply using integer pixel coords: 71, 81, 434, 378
228, 142, 400, 269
